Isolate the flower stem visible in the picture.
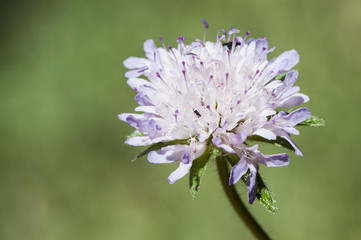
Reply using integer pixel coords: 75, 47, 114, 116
216, 157, 271, 240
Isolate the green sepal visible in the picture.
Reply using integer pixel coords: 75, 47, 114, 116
255, 173, 277, 213
247, 135, 294, 152
274, 72, 288, 80
126, 130, 144, 140
132, 139, 189, 161
298, 115, 325, 127
189, 148, 220, 198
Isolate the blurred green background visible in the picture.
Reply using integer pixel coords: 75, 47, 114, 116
1, 0, 360, 239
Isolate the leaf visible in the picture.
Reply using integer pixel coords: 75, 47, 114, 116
189, 148, 220, 198
298, 115, 325, 127
247, 135, 294, 152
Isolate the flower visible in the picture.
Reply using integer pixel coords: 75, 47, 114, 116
119, 20, 311, 204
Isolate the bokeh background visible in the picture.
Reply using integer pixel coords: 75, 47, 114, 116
1, 0, 360, 239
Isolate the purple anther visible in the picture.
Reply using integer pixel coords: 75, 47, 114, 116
200, 61, 204, 66
244, 31, 250, 40
156, 72, 161, 78
262, 47, 266, 51
182, 61, 185, 66
272, 103, 275, 107
175, 110, 179, 114
206, 105, 211, 110
178, 36, 185, 42
201, 101, 204, 106
133, 87, 138, 92
256, 70, 260, 74
244, 90, 248, 95
168, 45, 172, 50
182, 70, 186, 75
226, 73, 229, 79
237, 100, 241, 105
202, 18, 209, 29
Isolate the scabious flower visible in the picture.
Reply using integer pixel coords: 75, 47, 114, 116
119, 20, 311, 204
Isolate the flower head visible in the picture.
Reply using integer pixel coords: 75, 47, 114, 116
119, 21, 311, 204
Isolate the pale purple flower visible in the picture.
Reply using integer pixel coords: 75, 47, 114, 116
119, 24, 311, 204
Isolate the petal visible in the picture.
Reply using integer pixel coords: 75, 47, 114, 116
127, 78, 152, 89
229, 130, 248, 145
246, 165, 258, 204
253, 128, 277, 140
275, 49, 299, 71
168, 162, 192, 184
135, 106, 157, 115
148, 145, 187, 164
254, 38, 269, 62
264, 50, 299, 83
123, 57, 149, 69
144, 39, 157, 60
125, 136, 152, 146
181, 150, 191, 164
212, 136, 222, 147
125, 69, 144, 78
284, 70, 298, 85
212, 136, 235, 153
260, 153, 289, 167
118, 113, 148, 130
229, 155, 248, 185
283, 107, 311, 125
277, 93, 309, 108
282, 134, 303, 156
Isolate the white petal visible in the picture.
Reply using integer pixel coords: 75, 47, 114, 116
277, 93, 309, 108
123, 57, 150, 69
253, 128, 277, 140
168, 162, 192, 184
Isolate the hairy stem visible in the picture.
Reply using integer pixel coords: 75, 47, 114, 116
216, 157, 271, 240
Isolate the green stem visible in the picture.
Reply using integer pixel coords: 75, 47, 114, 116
216, 157, 271, 240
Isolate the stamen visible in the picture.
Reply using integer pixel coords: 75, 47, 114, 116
159, 37, 166, 49
225, 73, 229, 87
208, 74, 214, 84
222, 29, 227, 40
168, 45, 178, 62
174, 110, 179, 122
182, 70, 189, 89
202, 18, 209, 43
244, 31, 250, 42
